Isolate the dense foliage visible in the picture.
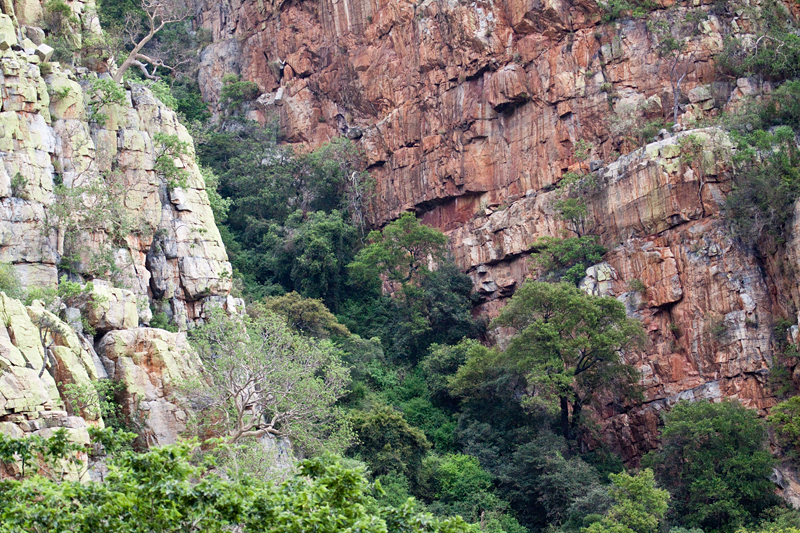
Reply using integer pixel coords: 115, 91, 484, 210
643, 401, 778, 532
0, 434, 476, 533
18, 2, 800, 532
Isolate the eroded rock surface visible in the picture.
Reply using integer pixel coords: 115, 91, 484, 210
0, 0, 230, 459
98, 328, 203, 446
0, 0, 232, 327
193, 0, 797, 460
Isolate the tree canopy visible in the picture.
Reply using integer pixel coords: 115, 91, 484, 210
642, 400, 778, 532
450, 281, 645, 440
185, 306, 352, 454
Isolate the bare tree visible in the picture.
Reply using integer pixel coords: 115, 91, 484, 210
183, 306, 352, 455
113, 0, 192, 83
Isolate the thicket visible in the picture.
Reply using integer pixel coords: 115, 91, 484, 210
0, 431, 476, 533
723, 81, 800, 248
643, 401, 779, 532
718, 0, 800, 81
184, 108, 800, 533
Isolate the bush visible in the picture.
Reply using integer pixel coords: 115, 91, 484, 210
0, 263, 23, 300
87, 78, 126, 126
599, 0, 657, 22
768, 396, 800, 452
642, 400, 779, 532
347, 404, 431, 482
724, 126, 800, 247
220, 74, 260, 112
529, 235, 607, 286
718, 0, 800, 81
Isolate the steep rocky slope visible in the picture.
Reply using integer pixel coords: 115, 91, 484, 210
0, 0, 233, 468
193, 0, 800, 460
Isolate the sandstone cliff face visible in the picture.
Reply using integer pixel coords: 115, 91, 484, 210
0, 0, 233, 460
193, 0, 798, 459
1, 1, 232, 328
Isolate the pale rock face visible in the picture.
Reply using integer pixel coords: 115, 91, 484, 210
0, 28, 231, 324
0, 0, 231, 458
98, 328, 204, 446
0, 292, 101, 478
86, 279, 140, 333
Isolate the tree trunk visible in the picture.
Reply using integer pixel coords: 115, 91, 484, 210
572, 398, 584, 450
561, 395, 570, 440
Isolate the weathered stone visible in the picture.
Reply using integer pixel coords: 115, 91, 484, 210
86, 280, 139, 332
0, 15, 16, 50
98, 328, 204, 446
35, 43, 53, 62
24, 26, 45, 46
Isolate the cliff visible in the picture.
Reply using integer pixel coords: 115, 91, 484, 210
192, 0, 800, 460
0, 0, 234, 471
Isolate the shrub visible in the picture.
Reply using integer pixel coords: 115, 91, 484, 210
142, 79, 177, 109
220, 74, 260, 112
0, 263, 23, 300
87, 78, 126, 127
718, 0, 800, 81
530, 235, 607, 286
10, 173, 28, 199
768, 396, 800, 452
642, 400, 779, 531
599, 0, 657, 22
724, 126, 800, 247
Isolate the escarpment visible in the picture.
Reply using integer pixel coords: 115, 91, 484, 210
192, 0, 800, 461
0, 0, 234, 468
1, 0, 799, 486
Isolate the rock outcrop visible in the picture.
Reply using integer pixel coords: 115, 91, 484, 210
0, 0, 232, 462
1, 0, 232, 328
193, 0, 799, 460
98, 327, 203, 446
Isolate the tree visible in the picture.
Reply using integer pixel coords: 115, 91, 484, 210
261, 210, 360, 310
113, 0, 192, 82
451, 281, 645, 441
348, 212, 448, 289
769, 396, 800, 452
344, 214, 479, 361
347, 404, 431, 482
642, 400, 779, 532
583, 469, 670, 533
421, 453, 527, 533
261, 291, 350, 338
529, 235, 606, 286
185, 307, 351, 454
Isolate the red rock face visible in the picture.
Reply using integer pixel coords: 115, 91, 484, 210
194, 0, 798, 460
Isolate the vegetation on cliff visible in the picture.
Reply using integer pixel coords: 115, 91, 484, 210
5, 0, 800, 531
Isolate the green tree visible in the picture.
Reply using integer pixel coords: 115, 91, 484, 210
348, 212, 448, 289
348, 404, 431, 483
769, 396, 800, 452
422, 340, 480, 405
261, 210, 359, 310
530, 236, 606, 286
583, 469, 670, 533
261, 291, 350, 338
0, 263, 23, 300
345, 215, 479, 361
420, 454, 527, 533
642, 400, 778, 532
451, 281, 644, 441
185, 306, 352, 454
